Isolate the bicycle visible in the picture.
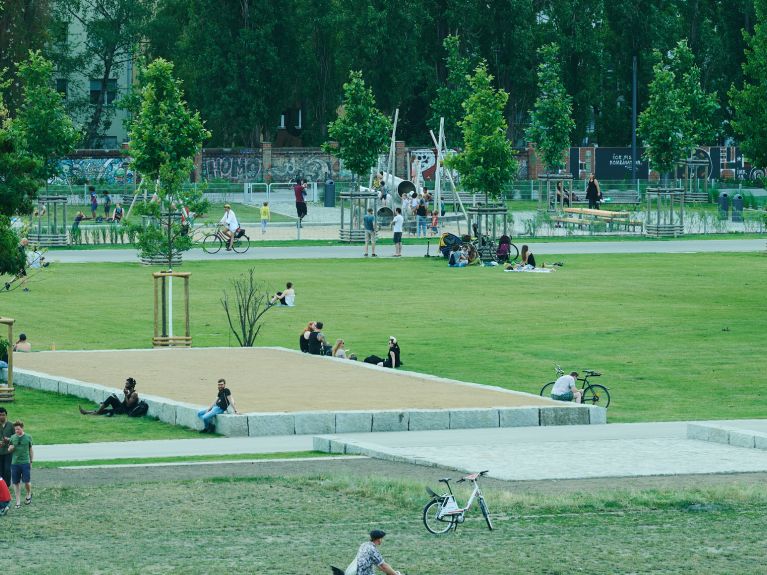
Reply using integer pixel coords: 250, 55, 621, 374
463, 224, 519, 264
423, 470, 493, 534
201, 226, 250, 254
540, 364, 611, 408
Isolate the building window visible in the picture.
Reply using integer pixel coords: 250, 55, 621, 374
294, 109, 302, 130
279, 114, 286, 129
55, 79, 68, 99
90, 78, 118, 105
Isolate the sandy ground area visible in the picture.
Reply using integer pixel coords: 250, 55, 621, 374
14, 347, 553, 413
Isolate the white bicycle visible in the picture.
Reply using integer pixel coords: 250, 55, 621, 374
423, 470, 493, 534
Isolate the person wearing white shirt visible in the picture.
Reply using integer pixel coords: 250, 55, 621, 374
391, 208, 404, 257
218, 204, 239, 250
550, 371, 582, 403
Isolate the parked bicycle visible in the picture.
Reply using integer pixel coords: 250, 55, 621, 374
540, 364, 611, 408
423, 470, 493, 534
201, 226, 250, 254
463, 223, 519, 264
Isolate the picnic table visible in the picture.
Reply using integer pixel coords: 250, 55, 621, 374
553, 207, 642, 232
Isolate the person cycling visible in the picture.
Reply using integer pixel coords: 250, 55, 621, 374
218, 204, 239, 251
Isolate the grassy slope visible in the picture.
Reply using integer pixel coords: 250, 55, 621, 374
7, 252, 766, 425
8, 475, 767, 574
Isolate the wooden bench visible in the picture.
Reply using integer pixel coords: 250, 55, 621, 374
0, 385, 15, 402
684, 192, 710, 203
556, 208, 642, 232
552, 217, 597, 228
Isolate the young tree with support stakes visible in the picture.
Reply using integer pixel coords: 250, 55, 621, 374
323, 71, 391, 190
729, 0, 767, 171
444, 62, 517, 204
128, 58, 210, 269
525, 43, 574, 176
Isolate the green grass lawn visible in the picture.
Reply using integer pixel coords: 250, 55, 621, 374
6, 252, 766, 426
8, 474, 767, 574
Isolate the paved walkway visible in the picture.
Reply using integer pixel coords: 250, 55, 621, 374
45, 238, 766, 264
37, 419, 767, 481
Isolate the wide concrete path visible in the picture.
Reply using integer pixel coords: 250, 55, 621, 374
37, 419, 767, 482
45, 238, 766, 264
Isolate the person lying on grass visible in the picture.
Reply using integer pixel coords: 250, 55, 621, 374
79, 377, 140, 416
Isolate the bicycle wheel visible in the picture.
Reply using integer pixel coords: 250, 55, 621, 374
232, 234, 250, 254
540, 382, 555, 397
479, 496, 493, 531
423, 499, 455, 534
202, 233, 222, 254
582, 384, 611, 408
508, 243, 520, 262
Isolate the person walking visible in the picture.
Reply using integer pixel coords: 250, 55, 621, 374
8, 420, 33, 509
0, 407, 13, 487
363, 208, 377, 257
585, 174, 602, 210
197, 379, 238, 434
294, 178, 308, 226
260, 202, 271, 235
391, 208, 403, 257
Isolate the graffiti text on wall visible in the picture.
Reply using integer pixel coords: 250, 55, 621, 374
202, 154, 262, 182
51, 158, 134, 185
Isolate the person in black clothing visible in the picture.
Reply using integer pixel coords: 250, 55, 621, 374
381, 337, 402, 368
197, 379, 238, 433
299, 321, 315, 353
585, 174, 602, 209
79, 378, 139, 416
307, 321, 330, 355
520, 244, 536, 268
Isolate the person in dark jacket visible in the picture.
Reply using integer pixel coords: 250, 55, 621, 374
585, 174, 602, 209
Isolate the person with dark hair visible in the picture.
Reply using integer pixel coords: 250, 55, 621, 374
270, 282, 295, 306
353, 529, 402, 575
0, 407, 13, 487
294, 177, 308, 226
391, 207, 403, 257
197, 379, 238, 433
103, 191, 112, 218
79, 377, 139, 416
8, 420, 33, 509
585, 174, 602, 209
519, 245, 536, 269
307, 322, 329, 355
12, 333, 31, 352
551, 371, 582, 403
89, 189, 98, 219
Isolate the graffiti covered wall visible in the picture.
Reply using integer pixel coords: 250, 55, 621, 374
51, 155, 134, 185
201, 150, 262, 182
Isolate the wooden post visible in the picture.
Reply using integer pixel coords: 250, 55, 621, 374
152, 272, 192, 347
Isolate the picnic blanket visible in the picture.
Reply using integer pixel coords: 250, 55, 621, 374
504, 267, 555, 273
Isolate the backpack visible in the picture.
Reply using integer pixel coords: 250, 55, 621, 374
235, 227, 246, 238
128, 400, 149, 418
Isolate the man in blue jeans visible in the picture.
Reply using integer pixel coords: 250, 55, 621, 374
197, 379, 238, 433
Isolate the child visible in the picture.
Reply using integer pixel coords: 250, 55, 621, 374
0, 477, 10, 516
429, 211, 439, 236
260, 202, 271, 235
8, 420, 32, 509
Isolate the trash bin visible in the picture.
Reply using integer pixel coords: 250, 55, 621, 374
324, 179, 336, 207
718, 192, 729, 220
732, 194, 744, 222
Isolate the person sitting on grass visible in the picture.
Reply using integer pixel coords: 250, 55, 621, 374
79, 377, 139, 416
197, 379, 238, 434
308, 322, 331, 356
448, 244, 468, 267
270, 282, 296, 306
550, 371, 582, 404
517, 245, 536, 269
379, 337, 402, 368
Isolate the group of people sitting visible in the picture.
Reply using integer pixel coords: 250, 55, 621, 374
299, 322, 402, 368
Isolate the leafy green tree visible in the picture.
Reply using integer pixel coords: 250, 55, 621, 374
12, 50, 79, 183
0, 84, 40, 275
667, 39, 719, 150
0, 0, 51, 116
128, 58, 210, 267
52, 0, 152, 147
429, 35, 473, 146
638, 53, 687, 178
323, 71, 391, 188
525, 43, 575, 173
445, 63, 517, 201
730, 0, 767, 168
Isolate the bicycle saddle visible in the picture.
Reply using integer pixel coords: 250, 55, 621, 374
583, 370, 601, 376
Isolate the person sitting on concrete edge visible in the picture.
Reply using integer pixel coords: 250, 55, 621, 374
79, 377, 142, 416
197, 378, 238, 434
12, 334, 31, 353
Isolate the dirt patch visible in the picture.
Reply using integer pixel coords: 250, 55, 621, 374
15, 347, 553, 412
